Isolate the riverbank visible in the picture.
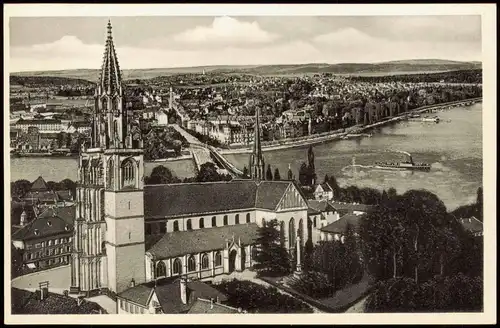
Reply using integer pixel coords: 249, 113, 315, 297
219, 97, 482, 155
11, 152, 79, 158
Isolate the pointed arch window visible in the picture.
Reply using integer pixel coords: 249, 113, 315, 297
187, 256, 196, 272
186, 219, 192, 231
156, 261, 166, 278
212, 216, 217, 227
289, 217, 296, 249
246, 213, 251, 223
173, 221, 179, 232
201, 253, 209, 269
173, 258, 182, 275
215, 251, 222, 267
121, 158, 136, 189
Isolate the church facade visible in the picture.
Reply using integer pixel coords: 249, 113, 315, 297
70, 22, 311, 297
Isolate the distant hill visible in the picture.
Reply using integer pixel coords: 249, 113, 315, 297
11, 59, 481, 82
10, 75, 95, 87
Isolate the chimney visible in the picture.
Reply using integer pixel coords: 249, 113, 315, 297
180, 277, 187, 305
130, 278, 136, 288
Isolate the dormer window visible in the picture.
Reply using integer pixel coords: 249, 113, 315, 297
33, 229, 39, 236
47, 220, 52, 227
65, 225, 70, 231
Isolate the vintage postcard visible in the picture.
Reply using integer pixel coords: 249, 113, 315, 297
4, 3, 496, 325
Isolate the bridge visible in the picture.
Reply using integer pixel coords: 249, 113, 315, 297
171, 124, 245, 178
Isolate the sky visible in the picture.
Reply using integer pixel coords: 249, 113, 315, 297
8, 15, 482, 72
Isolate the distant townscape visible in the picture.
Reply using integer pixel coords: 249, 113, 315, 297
10, 20, 483, 316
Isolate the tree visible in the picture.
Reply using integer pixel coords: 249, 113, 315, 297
266, 164, 273, 181
326, 175, 340, 197
11, 244, 24, 279
145, 165, 180, 185
196, 162, 232, 182
59, 178, 76, 196
298, 162, 309, 186
11, 180, 32, 198
287, 165, 293, 180
253, 219, 291, 277
360, 201, 407, 281
273, 168, 281, 181
307, 145, 316, 185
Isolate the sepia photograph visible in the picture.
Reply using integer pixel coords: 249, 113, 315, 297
4, 3, 496, 325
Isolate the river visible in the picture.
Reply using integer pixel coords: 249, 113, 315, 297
10, 103, 482, 211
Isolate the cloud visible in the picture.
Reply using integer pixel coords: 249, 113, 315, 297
9, 35, 323, 73
9, 21, 482, 73
312, 27, 481, 63
171, 16, 279, 47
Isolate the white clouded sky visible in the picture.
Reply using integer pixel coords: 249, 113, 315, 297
8, 15, 482, 72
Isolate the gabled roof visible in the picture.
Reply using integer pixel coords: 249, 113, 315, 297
31, 176, 49, 192
56, 190, 73, 202
38, 205, 75, 226
117, 277, 228, 314
146, 223, 259, 260
308, 199, 337, 213
144, 180, 302, 219
320, 213, 366, 234
12, 210, 74, 241
315, 182, 333, 192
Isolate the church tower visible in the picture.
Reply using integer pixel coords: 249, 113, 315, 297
249, 106, 265, 180
70, 21, 146, 296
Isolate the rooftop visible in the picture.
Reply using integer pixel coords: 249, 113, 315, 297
12, 207, 74, 241
117, 277, 228, 314
459, 216, 483, 235
144, 180, 299, 219
11, 288, 105, 314
320, 213, 366, 234
146, 223, 260, 260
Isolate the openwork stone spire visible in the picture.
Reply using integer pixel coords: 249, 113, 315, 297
249, 106, 265, 180
99, 20, 122, 96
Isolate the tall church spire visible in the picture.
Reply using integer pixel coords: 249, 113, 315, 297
92, 20, 138, 149
100, 20, 122, 96
249, 105, 265, 180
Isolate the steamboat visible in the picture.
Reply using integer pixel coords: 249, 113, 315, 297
374, 151, 431, 172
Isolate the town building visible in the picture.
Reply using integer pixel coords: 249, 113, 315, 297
18, 176, 74, 207
116, 277, 239, 314
15, 118, 64, 133
70, 21, 311, 298
11, 205, 75, 271
319, 201, 375, 242
313, 182, 334, 201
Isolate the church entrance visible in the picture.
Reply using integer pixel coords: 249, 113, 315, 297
241, 247, 246, 271
229, 250, 237, 273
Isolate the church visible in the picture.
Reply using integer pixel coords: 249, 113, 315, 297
69, 21, 311, 296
